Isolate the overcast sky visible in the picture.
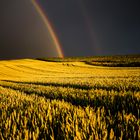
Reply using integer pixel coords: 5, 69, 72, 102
0, 0, 140, 59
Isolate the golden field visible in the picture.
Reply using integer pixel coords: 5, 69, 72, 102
0, 59, 140, 139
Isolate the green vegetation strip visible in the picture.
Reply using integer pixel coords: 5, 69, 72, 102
37, 55, 140, 67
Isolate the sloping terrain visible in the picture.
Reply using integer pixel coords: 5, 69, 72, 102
0, 59, 140, 139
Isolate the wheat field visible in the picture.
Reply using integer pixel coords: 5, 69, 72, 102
0, 59, 140, 139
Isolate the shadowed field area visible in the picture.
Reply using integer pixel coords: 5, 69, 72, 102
37, 55, 140, 67
0, 57, 140, 139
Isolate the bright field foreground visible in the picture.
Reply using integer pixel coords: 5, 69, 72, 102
0, 59, 140, 139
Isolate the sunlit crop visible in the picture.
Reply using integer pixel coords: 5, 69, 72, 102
0, 58, 140, 139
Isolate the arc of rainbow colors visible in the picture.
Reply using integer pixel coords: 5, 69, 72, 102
77, 0, 101, 54
31, 0, 64, 58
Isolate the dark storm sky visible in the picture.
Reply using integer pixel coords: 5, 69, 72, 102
0, 0, 140, 59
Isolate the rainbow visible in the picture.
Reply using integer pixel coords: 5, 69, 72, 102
77, 0, 101, 54
31, 0, 64, 58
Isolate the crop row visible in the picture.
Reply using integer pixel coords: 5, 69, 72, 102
0, 86, 139, 139
0, 80, 139, 118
